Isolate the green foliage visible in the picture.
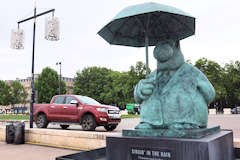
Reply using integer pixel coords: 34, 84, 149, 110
9, 80, 27, 106
121, 114, 140, 119
0, 114, 29, 120
194, 58, 240, 108
0, 80, 11, 106
0, 114, 138, 120
223, 61, 240, 106
101, 71, 130, 106
35, 67, 66, 103
73, 61, 148, 106
73, 67, 113, 104
0, 80, 27, 106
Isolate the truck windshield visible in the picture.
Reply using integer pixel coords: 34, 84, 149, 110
75, 95, 101, 105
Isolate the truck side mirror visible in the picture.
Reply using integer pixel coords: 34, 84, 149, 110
70, 100, 79, 106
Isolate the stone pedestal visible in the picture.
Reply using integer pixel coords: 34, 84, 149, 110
106, 130, 234, 160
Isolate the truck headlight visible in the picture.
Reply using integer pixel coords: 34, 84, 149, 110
96, 108, 107, 113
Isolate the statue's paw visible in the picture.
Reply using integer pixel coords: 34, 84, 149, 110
169, 123, 199, 129
135, 123, 152, 129
168, 123, 184, 129
183, 123, 199, 129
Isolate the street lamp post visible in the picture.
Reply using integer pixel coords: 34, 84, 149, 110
12, 1, 59, 128
56, 62, 62, 95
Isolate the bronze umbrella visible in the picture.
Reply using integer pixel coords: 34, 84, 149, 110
98, 2, 195, 76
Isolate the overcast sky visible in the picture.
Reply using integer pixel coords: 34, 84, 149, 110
0, 0, 239, 80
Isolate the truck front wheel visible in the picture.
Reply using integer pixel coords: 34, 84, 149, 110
81, 114, 97, 131
104, 125, 117, 131
35, 114, 48, 128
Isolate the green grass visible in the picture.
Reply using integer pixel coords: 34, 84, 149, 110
0, 114, 29, 121
0, 114, 139, 120
121, 114, 140, 119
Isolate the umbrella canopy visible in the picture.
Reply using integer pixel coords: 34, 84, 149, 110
98, 2, 195, 75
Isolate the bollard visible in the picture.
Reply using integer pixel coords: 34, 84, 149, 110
6, 122, 15, 144
14, 121, 25, 144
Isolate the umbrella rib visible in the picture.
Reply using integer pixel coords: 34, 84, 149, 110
110, 17, 131, 43
106, 25, 114, 35
134, 16, 145, 46
150, 13, 169, 41
125, 18, 141, 43
169, 14, 194, 34
134, 16, 145, 32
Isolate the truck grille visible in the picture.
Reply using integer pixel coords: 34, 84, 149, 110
108, 110, 119, 114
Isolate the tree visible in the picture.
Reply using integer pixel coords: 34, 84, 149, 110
35, 67, 66, 103
73, 61, 149, 106
223, 61, 240, 107
0, 80, 11, 106
73, 67, 112, 104
9, 80, 27, 107
100, 71, 129, 106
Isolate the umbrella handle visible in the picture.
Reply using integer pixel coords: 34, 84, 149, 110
145, 34, 149, 77
143, 15, 151, 77
134, 16, 150, 77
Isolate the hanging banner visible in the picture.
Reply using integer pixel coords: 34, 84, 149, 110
10, 29, 24, 49
45, 17, 60, 41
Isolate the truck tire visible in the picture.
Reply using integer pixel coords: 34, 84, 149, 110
104, 125, 117, 131
81, 114, 97, 131
35, 114, 48, 128
60, 125, 69, 129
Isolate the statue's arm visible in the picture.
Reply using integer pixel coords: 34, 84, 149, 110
134, 71, 156, 104
197, 73, 216, 104
134, 80, 146, 104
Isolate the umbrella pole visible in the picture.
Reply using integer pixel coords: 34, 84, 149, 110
145, 34, 149, 77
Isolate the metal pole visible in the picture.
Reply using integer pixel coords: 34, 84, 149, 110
145, 34, 149, 77
18, 9, 55, 24
145, 15, 150, 77
14, 1, 55, 128
30, 1, 37, 128
56, 62, 61, 95
134, 16, 149, 77
60, 62, 61, 95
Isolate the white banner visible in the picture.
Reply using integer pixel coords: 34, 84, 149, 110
45, 16, 60, 41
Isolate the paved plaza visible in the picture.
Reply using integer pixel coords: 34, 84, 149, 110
1, 114, 240, 160
0, 141, 79, 160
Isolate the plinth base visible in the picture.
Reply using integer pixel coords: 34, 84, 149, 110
123, 126, 220, 139
107, 130, 234, 160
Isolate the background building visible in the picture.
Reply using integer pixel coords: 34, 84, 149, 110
6, 74, 74, 105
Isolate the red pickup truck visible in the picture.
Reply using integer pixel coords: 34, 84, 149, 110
33, 95, 121, 131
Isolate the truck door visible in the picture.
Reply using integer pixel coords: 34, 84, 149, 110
48, 96, 65, 121
60, 96, 79, 122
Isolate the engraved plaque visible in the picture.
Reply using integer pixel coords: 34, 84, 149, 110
131, 147, 175, 160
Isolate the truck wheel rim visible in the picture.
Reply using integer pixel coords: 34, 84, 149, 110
82, 118, 92, 130
36, 116, 44, 127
